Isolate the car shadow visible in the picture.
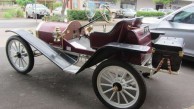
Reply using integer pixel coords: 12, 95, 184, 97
182, 59, 194, 69
10, 63, 107, 109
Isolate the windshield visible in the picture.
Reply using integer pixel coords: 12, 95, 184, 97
85, 0, 96, 19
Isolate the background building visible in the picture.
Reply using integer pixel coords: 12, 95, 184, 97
136, 0, 155, 10
171, 0, 193, 9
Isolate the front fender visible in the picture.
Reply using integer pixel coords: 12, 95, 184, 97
77, 42, 150, 74
6, 29, 76, 72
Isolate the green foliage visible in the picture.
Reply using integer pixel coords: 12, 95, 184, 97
137, 11, 165, 17
3, 8, 24, 19
16, 0, 34, 6
3, 12, 13, 19
67, 10, 110, 21
42, 9, 111, 22
53, 2, 62, 9
67, 10, 88, 21
15, 9, 24, 17
152, 0, 174, 4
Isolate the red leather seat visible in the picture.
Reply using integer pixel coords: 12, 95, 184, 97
89, 18, 151, 65
89, 18, 142, 49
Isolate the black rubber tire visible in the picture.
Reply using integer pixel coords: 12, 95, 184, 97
92, 60, 146, 109
37, 14, 41, 19
142, 72, 157, 78
142, 73, 150, 78
33, 14, 39, 19
6, 35, 34, 74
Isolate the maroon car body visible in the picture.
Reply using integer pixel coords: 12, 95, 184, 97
36, 19, 152, 65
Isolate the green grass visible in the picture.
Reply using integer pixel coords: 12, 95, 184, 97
3, 12, 13, 19
3, 8, 24, 19
137, 11, 165, 17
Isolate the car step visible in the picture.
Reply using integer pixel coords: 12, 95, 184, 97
63, 65, 81, 74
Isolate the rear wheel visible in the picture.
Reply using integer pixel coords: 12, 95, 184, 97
92, 60, 146, 109
6, 35, 34, 74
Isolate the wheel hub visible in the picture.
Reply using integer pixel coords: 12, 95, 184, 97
16, 52, 22, 58
113, 82, 122, 92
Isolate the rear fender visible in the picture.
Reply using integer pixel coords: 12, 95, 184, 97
77, 42, 150, 74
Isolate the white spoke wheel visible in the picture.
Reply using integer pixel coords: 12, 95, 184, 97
6, 35, 34, 74
92, 60, 146, 109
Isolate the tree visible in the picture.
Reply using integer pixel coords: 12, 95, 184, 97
153, 0, 174, 9
61, 0, 69, 16
16, 0, 35, 7
153, 0, 174, 5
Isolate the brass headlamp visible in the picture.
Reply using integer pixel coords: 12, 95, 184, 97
53, 27, 62, 42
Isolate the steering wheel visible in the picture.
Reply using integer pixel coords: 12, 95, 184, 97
99, 4, 112, 23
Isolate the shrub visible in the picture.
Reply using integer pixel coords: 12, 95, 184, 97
3, 12, 13, 19
3, 8, 24, 19
67, 10, 110, 21
136, 11, 165, 17
43, 10, 111, 22
42, 15, 65, 22
15, 8, 24, 17
53, 2, 62, 9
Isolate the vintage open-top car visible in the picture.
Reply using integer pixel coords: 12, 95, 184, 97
5, 2, 184, 109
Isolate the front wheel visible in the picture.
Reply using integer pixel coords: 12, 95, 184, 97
6, 35, 34, 74
92, 60, 146, 109
33, 14, 40, 19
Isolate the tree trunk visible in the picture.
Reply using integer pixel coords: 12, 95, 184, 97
61, 0, 69, 17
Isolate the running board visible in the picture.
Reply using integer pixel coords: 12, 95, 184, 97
63, 65, 81, 74
6, 29, 78, 74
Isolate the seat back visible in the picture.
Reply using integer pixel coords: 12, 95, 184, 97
124, 28, 152, 65
89, 18, 152, 65
89, 18, 142, 49
89, 21, 124, 49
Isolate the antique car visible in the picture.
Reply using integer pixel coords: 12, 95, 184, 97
5, 3, 184, 109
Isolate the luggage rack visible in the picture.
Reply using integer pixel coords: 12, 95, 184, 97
132, 62, 180, 77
